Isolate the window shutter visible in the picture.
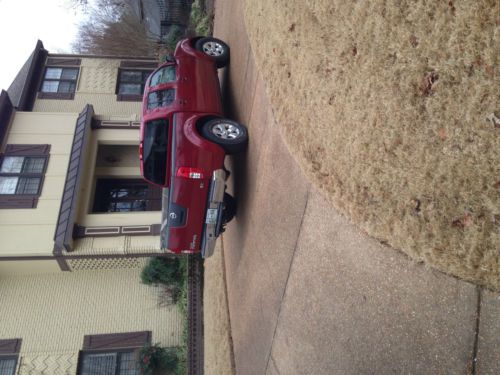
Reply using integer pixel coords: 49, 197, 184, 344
46, 58, 81, 66
37, 92, 75, 100
0, 338, 22, 354
0, 196, 38, 209
82, 331, 151, 350
120, 61, 157, 69
4, 144, 50, 156
116, 94, 143, 102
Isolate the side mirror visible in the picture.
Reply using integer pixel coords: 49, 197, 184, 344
162, 54, 175, 63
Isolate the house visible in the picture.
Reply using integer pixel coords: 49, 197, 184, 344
0, 41, 182, 374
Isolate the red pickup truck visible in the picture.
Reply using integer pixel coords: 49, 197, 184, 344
139, 37, 247, 258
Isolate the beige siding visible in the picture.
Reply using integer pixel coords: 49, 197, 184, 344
0, 268, 183, 374
0, 112, 78, 257
0, 260, 60, 275
33, 58, 145, 118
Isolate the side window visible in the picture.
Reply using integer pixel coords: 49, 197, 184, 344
0, 145, 50, 208
149, 65, 176, 87
147, 89, 175, 110
116, 70, 152, 102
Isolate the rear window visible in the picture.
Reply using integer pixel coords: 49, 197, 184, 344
143, 119, 169, 185
148, 89, 175, 110
150, 66, 176, 86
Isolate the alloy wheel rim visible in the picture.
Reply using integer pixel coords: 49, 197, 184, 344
202, 41, 225, 57
212, 123, 241, 139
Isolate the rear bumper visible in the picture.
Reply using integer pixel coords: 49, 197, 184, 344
200, 169, 226, 258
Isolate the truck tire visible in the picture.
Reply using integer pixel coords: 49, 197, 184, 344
222, 193, 236, 223
201, 118, 248, 154
195, 37, 230, 68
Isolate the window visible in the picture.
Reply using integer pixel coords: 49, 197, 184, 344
149, 65, 176, 86
93, 179, 161, 213
142, 119, 169, 185
78, 332, 151, 375
79, 351, 139, 375
0, 338, 21, 375
116, 70, 152, 101
39, 67, 79, 99
147, 89, 175, 110
0, 145, 50, 209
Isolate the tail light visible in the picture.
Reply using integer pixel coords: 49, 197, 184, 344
177, 167, 204, 179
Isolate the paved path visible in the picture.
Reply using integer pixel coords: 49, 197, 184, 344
213, 1, 500, 374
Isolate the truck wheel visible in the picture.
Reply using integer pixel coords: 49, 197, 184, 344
195, 37, 230, 68
222, 193, 236, 223
201, 119, 248, 154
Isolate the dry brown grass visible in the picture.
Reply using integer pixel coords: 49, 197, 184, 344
203, 241, 235, 375
244, 0, 500, 290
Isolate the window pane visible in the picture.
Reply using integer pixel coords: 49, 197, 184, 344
119, 83, 142, 95
16, 177, 41, 194
0, 177, 18, 194
1, 156, 24, 173
0, 358, 17, 375
150, 66, 176, 86
58, 81, 76, 93
23, 157, 45, 173
147, 89, 175, 109
61, 68, 79, 80
118, 352, 140, 375
45, 68, 62, 79
120, 70, 143, 82
42, 81, 59, 93
81, 353, 117, 375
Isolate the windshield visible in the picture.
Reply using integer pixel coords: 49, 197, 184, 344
143, 119, 169, 185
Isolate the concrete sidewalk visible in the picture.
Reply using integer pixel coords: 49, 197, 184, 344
212, 0, 500, 374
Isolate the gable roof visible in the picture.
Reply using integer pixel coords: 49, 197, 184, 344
0, 90, 13, 148
7, 40, 47, 111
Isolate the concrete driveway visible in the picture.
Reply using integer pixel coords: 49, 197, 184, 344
213, 0, 500, 374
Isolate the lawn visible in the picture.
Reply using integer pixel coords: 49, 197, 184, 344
245, 0, 499, 290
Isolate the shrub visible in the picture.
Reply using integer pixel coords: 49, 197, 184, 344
141, 257, 184, 287
137, 343, 178, 375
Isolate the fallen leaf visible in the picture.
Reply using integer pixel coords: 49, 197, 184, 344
438, 128, 447, 140
409, 35, 419, 47
420, 71, 439, 96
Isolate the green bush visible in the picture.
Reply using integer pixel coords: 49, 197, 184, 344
140, 257, 184, 287
189, 0, 212, 36
137, 343, 178, 375
164, 25, 186, 53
